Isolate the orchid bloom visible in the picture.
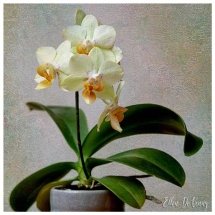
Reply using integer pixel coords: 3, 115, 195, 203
60, 47, 124, 104
97, 81, 128, 133
35, 40, 73, 90
62, 13, 123, 63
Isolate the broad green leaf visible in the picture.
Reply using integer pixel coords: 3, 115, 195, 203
36, 178, 78, 211
47, 105, 88, 143
85, 157, 111, 173
82, 104, 203, 158
95, 176, 146, 209
75, 9, 86, 25
27, 102, 88, 155
108, 148, 186, 187
184, 132, 203, 156
10, 162, 77, 211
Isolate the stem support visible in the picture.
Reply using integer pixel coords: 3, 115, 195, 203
75, 91, 89, 179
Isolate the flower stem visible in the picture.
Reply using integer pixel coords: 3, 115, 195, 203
75, 91, 89, 179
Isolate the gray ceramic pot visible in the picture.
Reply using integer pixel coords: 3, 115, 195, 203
50, 185, 125, 211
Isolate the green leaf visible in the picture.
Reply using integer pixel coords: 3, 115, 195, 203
184, 131, 203, 156
75, 9, 86, 25
27, 102, 88, 155
85, 157, 111, 174
95, 176, 146, 209
36, 178, 78, 211
108, 148, 186, 187
10, 162, 77, 211
82, 104, 203, 158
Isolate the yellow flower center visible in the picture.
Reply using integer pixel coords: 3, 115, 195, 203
110, 106, 128, 123
82, 75, 104, 104
84, 75, 104, 91
35, 64, 55, 90
76, 40, 94, 55
108, 106, 128, 132
37, 64, 55, 81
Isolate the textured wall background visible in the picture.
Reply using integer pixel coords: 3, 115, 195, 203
4, 4, 211, 212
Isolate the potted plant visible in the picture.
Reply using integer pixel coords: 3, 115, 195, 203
9, 9, 203, 212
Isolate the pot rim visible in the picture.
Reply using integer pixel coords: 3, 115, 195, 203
51, 185, 111, 194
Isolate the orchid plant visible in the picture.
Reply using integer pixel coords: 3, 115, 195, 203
10, 9, 203, 211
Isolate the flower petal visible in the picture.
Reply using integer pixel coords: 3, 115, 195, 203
57, 71, 67, 84
105, 114, 111, 122
36, 47, 56, 65
57, 72, 69, 91
36, 64, 48, 78
93, 25, 116, 49
56, 40, 71, 55
116, 112, 124, 122
97, 107, 110, 132
35, 80, 52, 90
99, 61, 124, 86
47, 64, 55, 79
70, 46, 77, 54
111, 106, 128, 117
81, 15, 98, 40
95, 85, 115, 100
69, 54, 93, 77
112, 46, 123, 63
89, 47, 104, 72
34, 73, 46, 83
82, 89, 96, 104
62, 25, 86, 47
110, 114, 123, 133
60, 75, 85, 91
100, 48, 116, 62
55, 52, 73, 75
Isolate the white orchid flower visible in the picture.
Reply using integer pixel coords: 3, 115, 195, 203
62, 14, 123, 63
97, 81, 128, 133
35, 40, 73, 90
60, 47, 124, 105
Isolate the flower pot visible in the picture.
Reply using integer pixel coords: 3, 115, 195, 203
50, 185, 125, 211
